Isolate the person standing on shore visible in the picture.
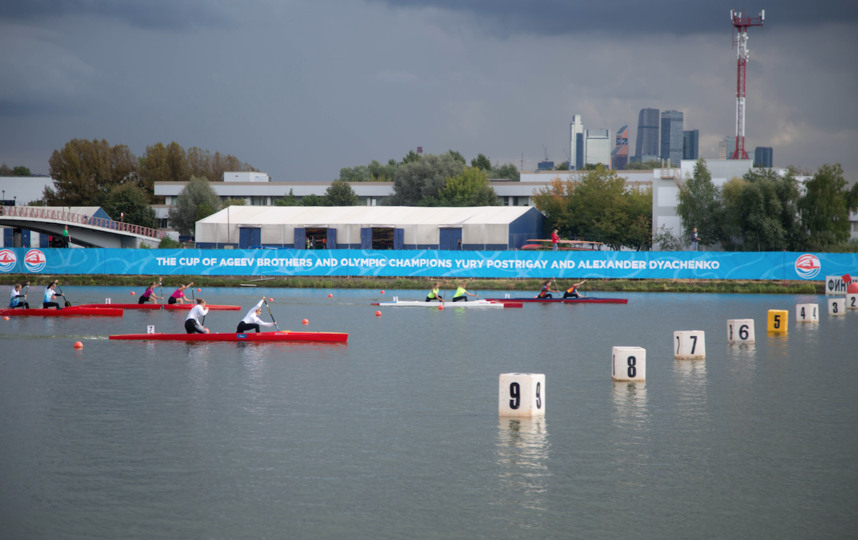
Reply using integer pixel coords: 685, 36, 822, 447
62, 225, 69, 248
551, 229, 559, 251
691, 228, 700, 251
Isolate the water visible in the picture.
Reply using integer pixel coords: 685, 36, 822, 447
1, 287, 856, 539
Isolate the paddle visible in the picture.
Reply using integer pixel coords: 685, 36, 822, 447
20, 282, 29, 309
57, 282, 72, 307
264, 298, 281, 331
159, 278, 163, 305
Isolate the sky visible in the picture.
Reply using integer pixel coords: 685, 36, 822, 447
1, 0, 856, 183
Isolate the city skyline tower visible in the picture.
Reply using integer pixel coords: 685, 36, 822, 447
611, 125, 629, 170
635, 108, 659, 161
661, 110, 684, 167
570, 115, 584, 169
730, 9, 765, 159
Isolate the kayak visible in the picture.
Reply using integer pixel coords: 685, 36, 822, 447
109, 331, 347, 343
78, 303, 241, 311
0, 307, 124, 317
371, 300, 522, 308
485, 297, 628, 304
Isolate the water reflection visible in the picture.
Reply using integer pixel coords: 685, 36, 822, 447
611, 382, 649, 428
494, 417, 551, 511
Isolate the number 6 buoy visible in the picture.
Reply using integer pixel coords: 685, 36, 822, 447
727, 319, 755, 343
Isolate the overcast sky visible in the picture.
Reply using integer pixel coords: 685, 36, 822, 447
1, 0, 856, 183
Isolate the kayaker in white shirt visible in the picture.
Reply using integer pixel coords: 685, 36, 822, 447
184, 298, 209, 334
237, 298, 276, 333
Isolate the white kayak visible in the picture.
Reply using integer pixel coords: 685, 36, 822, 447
371, 299, 522, 308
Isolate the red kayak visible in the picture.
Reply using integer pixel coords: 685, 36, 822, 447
109, 331, 348, 343
485, 297, 628, 304
0, 307, 124, 317
78, 303, 241, 311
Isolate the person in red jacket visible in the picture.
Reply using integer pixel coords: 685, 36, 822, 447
551, 229, 560, 251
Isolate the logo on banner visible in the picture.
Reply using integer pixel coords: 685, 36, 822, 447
0, 249, 16, 272
24, 249, 47, 273
794, 254, 821, 279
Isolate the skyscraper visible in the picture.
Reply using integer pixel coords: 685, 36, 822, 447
754, 147, 773, 167
635, 108, 659, 161
718, 136, 736, 159
584, 129, 612, 169
683, 130, 699, 160
660, 110, 683, 167
611, 125, 629, 170
570, 115, 584, 170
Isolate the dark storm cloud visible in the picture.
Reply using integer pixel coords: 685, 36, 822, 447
375, 0, 858, 36
0, 0, 228, 30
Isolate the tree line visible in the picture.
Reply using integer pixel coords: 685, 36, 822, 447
339, 150, 519, 183
667, 160, 858, 252
0, 164, 32, 176
40, 138, 257, 228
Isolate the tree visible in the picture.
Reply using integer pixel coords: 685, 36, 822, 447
222, 197, 246, 207
437, 167, 499, 206
448, 150, 466, 164
0, 163, 11, 176
493, 163, 519, 181
400, 150, 421, 165
44, 138, 137, 207
470, 153, 492, 171
301, 194, 326, 206
387, 153, 465, 206
626, 159, 665, 170
102, 183, 157, 228
652, 225, 685, 251
186, 147, 257, 182
676, 159, 724, 249
798, 164, 851, 249
12, 166, 31, 176
274, 189, 300, 206
167, 176, 222, 235
554, 162, 569, 171
138, 142, 188, 202
325, 179, 360, 206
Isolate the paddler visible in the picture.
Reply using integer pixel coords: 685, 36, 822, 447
425, 281, 444, 303
184, 298, 209, 334
168, 282, 193, 305
563, 280, 587, 299
237, 297, 276, 333
43, 280, 64, 309
452, 279, 478, 302
139, 280, 164, 304
536, 279, 559, 299
9, 282, 30, 309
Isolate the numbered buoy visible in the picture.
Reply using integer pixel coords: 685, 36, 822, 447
829, 298, 846, 316
130, 291, 135, 296
73, 341, 83, 349
498, 373, 545, 417
612, 347, 646, 382
302, 319, 309, 325
147, 325, 155, 334
105, 298, 112, 304
847, 293, 858, 310
375, 310, 381, 317
767, 310, 788, 333
727, 319, 755, 343
796, 303, 819, 323
674, 331, 706, 359
328, 293, 333, 298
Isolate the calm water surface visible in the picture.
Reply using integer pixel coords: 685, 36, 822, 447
0, 287, 856, 539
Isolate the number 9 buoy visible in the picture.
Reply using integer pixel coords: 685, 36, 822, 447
498, 373, 545, 417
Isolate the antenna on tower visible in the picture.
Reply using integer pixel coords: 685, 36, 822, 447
520, 153, 524, 171
543, 145, 549, 161
729, 8, 764, 160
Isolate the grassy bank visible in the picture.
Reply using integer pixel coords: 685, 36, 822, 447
0, 274, 824, 294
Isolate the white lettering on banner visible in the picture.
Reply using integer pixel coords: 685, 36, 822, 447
156, 257, 177, 266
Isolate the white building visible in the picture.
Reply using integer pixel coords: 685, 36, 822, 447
584, 129, 612, 169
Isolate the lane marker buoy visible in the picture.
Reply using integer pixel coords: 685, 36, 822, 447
302, 319, 309, 325
74, 341, 83, 349
375, 311, 382, 317
130, 291, 135, 295
498, 373, 545, 417
328, 293, 333, 298
381, 290, 385, 294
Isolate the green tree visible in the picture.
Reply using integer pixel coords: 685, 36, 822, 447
470, 153, 492, 171
222, 197, 246, 207
437, 167, 499, 206
301, 194, 326, 206
626, 159, 665, 170
102, 183, 157, 228
139, 141, 188, 202
0, 163, 11, 176
798, 164, 851, 249
325, 179, 360, 206
448, 150, 466, 164
44, 138, 137, 207
400, 150, 421, 165
186, 147, 257, 182
167, 176, 222, 235
493, 163, 519, 181
388, 153, 465, 206
274, 189, 300, 206
554, 162, 569, 171
12, 166, 31, 176
676, 159, 724, 249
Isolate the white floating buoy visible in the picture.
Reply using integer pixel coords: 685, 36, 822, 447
498, 373, 545, 417
674, 331, 706, 359
504, 293, 511, 299
612, 347, 646, 382
847, 293, 858, 310
796, 303, 819, 323
727, 319, 755, 343
829, 298, 846, 316
105, 298, 112, 304
147, 325, 155, 334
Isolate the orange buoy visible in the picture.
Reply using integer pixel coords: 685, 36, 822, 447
130, 291, 135, 295
302, 319, 309, 325
269, 298, 274, 302
849, 282, 858, 293
328, 293, 333, 298
381, 290, 385, 294
197, 288, 201, 292
438, 305, 444, 310
74, 341, 83, 349
375, 311, 382, 316
3, 316, 9, 320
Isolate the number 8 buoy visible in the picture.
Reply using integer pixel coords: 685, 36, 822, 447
611, 347, 646, 382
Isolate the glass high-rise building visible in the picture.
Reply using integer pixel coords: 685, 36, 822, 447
660, 110, 684, 167
570, 115, 584, 170
719, 136, 736, 160
754, 147, 773, 167
611, 125, 629, 170
584, 129, 612, 169
635, 108, 659, 161
683, 130, 699, 160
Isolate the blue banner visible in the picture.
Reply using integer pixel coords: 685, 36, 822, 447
0, 248, 854, 281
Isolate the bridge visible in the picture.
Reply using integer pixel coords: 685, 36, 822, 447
0, 206, 165, 248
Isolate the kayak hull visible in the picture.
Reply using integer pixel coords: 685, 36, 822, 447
78, 303, 240, 311
371, 300, 522, 308
485, 297, 628, 304
109, 331, 348, 343
0, 307, 124, 317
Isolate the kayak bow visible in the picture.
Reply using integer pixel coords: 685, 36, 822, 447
0, 307, 124, 317
109, 331, 348, 343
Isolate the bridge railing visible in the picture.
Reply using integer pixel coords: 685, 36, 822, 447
1, 206, 166, 239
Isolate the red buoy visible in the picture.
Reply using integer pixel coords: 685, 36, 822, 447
269, 297, 274, 302
375, 311, 382, 316
438, 305, 444, 310
197, 288, 201, 292
130, 291, 135, 295
848, 282, 858, 294
328, 293, 333, 298
302, 319, 309, 325
3, 316, 9, 320
74, 341, 83, 349
381, 290, 385, 294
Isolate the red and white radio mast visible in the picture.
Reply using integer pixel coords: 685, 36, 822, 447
730, 9, 764, 160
